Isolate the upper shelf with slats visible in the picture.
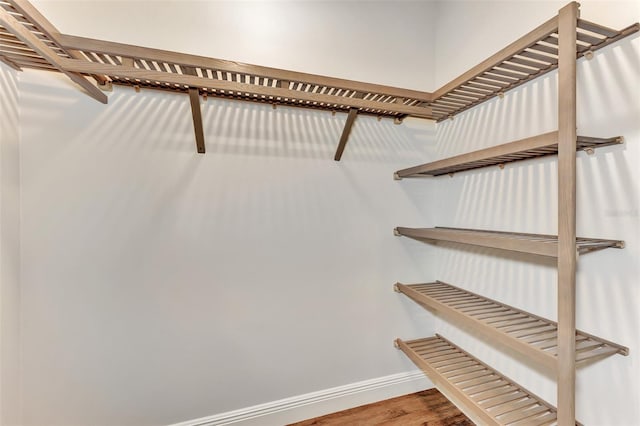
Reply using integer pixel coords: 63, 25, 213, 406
396, 281, 628, 371
428, 18, 639, 121
55, 33, 433, 119
395, 132, 623, 178
395, 226, 624, 258
0, 0, 434, 119
0, 0, 637, 121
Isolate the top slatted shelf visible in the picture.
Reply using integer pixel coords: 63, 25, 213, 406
0, 1, 435, 118
53, 33, 435, 119
0, 1, 637, 121
428, 18, 639, 122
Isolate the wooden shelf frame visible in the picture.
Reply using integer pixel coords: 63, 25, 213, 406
1, 0, 637, 123
394, 226, 624, 258
395, 132, 623, 178
395, 281, 628, 371
396, 335, 578, 426
392, 4, 636, 424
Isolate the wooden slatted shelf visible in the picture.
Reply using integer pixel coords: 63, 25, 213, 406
395, 281, 628, 370
1, 1, 637, 122
0, 1, 434, 118
394, 226, 624, 258
396, 335, 579, 425
429, 18, 639, 121
55, 36, 433, 119
394, 132, 623, 179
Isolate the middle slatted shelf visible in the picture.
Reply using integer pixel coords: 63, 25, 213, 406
394, 131, 623, 179
394, 226, 624, 257
395, 281, 628, 370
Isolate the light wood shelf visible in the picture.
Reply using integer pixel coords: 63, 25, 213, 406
1, 1, 637, 121
395, 132, 623, 179
396, 335, 579, 425
428, 18, 639, 121
395, 281, 628, 371
394, 226, 624, 258
0, 0, 433, 119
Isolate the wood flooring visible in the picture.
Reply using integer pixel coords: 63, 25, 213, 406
288, 388, 474, 426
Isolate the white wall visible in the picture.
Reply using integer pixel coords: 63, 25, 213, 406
0, 62, 21, 426
427, 1, 640, 425
17, 74, 436, 425
16, 2, 438, 423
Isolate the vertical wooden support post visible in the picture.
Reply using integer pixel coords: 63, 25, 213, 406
188, 88, 206, 154
557, 2, 578, 425
334, 108, 358, 161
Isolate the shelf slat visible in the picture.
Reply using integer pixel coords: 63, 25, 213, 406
394, 131, 623, 178
395, 281, 628, 370
394, 226, 624, 257
396, 335, 579, 425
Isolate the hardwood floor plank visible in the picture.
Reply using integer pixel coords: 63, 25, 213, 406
288, 388, 473, 425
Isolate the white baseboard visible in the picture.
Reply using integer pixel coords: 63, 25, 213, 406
168, 370, 432, 426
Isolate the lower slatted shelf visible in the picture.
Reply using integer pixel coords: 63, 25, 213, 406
396, 335, 579, 426
395, 281, 628, 370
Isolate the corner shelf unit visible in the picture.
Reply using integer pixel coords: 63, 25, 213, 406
395, 281, 628, 371
394, 227, 624, 258
394, 132, 623, 178
393, 3, 636, 425
1, 0, 636, 122
396, 335, 578, 426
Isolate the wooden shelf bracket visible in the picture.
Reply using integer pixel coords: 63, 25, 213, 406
188, 88, 206, 154
334, 108, 358, 161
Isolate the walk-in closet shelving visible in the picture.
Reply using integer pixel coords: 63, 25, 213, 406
393, 3, 636, 425
1, 0, 637, 425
